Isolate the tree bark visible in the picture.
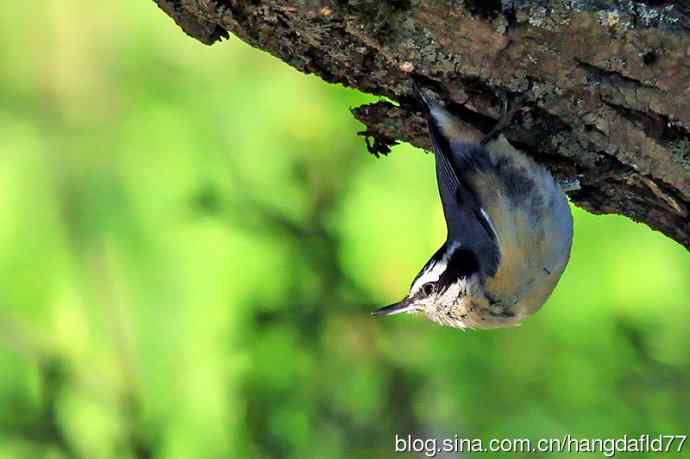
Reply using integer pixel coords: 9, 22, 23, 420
154, 0, 690, 249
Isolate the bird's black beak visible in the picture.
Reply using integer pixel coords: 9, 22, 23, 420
371, 298, 418, 316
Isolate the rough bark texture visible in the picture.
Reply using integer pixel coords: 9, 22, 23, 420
154, 0, 690, 249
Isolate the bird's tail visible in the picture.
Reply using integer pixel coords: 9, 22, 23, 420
411, 77, 470, 148
411, 76, 441, 114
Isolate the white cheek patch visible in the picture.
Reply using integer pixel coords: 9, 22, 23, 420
439, 281, 463, 304
410, 259, 447, 296
410, 242, 461, 296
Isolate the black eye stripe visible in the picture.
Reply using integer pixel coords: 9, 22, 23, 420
442, 247, 479, 280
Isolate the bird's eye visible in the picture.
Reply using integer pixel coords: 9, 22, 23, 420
422, 283, 436, 295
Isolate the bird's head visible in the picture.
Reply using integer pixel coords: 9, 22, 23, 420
373, 242, 492, 329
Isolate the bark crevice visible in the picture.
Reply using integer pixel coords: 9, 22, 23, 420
153, 0, 690, 249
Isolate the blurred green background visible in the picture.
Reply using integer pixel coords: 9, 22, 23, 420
0, 2, 688, 459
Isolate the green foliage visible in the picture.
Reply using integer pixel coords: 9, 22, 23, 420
0, 2, 689, 459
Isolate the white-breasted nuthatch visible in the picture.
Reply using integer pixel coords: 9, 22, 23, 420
372, 82, 573, 329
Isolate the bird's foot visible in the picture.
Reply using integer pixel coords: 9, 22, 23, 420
480, 90, 530, 145
558, 177, 582, 193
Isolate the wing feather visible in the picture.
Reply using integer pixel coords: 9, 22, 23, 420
420, 101, 501, 278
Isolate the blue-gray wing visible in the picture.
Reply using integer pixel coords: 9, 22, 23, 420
424, 108, 501, 278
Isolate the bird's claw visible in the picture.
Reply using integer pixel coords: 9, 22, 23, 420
480, 90, 530, 145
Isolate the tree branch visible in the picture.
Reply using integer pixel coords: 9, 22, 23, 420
153, 0, 690, 249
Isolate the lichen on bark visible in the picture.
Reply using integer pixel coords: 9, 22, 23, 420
153, 0, 690, 249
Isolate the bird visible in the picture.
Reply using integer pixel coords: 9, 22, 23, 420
372, 82, 574, 329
